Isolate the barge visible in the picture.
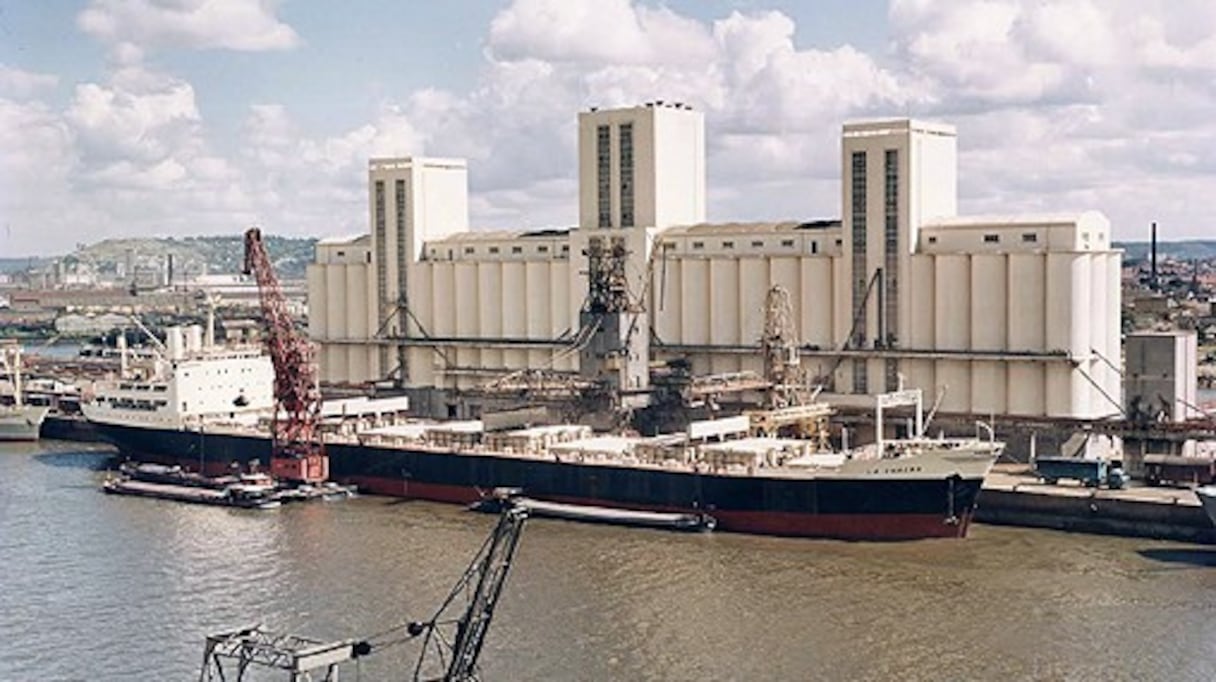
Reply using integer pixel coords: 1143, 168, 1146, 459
102, 478, 282, 510
472, 488, 716, 532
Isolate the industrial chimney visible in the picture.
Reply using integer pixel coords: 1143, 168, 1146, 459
1150, 222, 1158, 291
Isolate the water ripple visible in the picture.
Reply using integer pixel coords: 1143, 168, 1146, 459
1, 443, 1214, 681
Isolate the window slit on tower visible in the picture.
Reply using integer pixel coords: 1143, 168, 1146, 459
619, 123, 634, 227
850, 150, 868, 394
597, 125, 611, 227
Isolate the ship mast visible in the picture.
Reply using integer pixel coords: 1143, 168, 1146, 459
1, 341, 25, 407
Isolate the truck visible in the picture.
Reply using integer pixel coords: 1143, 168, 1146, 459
1142, 454, 1216, 488
1034, 456, 1129, 489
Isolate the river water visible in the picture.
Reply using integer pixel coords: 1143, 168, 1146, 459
1, 441, 1213, 681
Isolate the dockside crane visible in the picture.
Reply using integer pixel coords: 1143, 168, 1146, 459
408, 504, 530, 681
243, 226, 328, 484
198, 505, 530, 681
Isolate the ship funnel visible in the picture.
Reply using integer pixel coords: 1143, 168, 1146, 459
185, 325, 203, 353
166, 326, 185, 361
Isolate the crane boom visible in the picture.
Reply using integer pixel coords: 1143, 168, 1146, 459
412, 505, 529, 681
243, 226, 327, 484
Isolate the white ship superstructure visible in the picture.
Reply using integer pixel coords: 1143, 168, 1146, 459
1, 341, 49, 441
82, 325, 276, 430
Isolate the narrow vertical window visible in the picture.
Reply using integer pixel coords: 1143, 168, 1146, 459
883, 148, 899, 390
596, 125, 611, 227
850, 150, 868, 393
395, 179, 408, 298
374, 179, 389, 373
619, 122, 634, 227
374, 179, 387, 305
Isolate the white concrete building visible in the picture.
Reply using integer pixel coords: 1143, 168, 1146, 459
308, 103, 1122, 420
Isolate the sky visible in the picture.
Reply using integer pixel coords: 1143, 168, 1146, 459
1, 0, 1214, 257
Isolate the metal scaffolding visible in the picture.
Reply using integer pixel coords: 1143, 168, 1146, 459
198, 625, 360, 682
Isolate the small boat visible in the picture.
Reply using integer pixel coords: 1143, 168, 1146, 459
276, 481, 358, 503
120, 461, 229, 488
118, 460, 356, 502
1197, 486, 1216, 528
472, 489, 715, 533
102, 477, 282, 509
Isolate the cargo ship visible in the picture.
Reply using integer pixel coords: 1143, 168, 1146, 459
1198, 486, 1216, 528
1, 341, 49, 442
83, 327, 1002, 540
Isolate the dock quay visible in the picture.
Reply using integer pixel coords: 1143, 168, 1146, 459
977, 464, 1216, 544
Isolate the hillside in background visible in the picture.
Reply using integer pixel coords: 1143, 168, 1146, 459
7, 237, 1212, 279
40, 235, 316, 280
0, 257, 50, 274
1116, 240, 1216, 262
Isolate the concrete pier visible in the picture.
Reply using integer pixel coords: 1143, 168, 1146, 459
977, 464, 1215, 544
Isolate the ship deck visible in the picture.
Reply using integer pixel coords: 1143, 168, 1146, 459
145, 420, 995, 482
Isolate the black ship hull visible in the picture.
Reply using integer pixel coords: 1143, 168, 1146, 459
93, 422, 985, 540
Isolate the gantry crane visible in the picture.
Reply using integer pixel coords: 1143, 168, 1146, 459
243, 226, 328, 484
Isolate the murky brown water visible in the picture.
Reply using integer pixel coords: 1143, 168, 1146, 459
2, 441, 1214, 681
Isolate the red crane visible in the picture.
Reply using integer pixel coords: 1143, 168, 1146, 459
243, 226, 328, 484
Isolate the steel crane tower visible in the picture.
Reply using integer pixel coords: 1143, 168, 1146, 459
198, 505, 530, 681
243, 227, 328, 484
410, 504, 529, 681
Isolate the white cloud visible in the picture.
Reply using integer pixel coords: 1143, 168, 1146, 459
67, 66, 202, 164
7, 0, 1216, 256
0, 97, 81, 257
0, 58, 265, 252
886, 0, 1216, 236
0, 64, 60, 98
229, 104, 432, 238
488, 0, 715, 66
470, 3, 913, 225
77, 0, 300, 53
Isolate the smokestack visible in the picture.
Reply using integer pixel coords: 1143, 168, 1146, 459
167, 253, 174, 289
1150, 222, 1158, 291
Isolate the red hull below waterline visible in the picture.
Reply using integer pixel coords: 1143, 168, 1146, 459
346, 475, 974, 540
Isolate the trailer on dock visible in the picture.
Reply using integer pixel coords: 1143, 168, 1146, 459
1142, 455, 1216, 488
1033, 457, 1129, 489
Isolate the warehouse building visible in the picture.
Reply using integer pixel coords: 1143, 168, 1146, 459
308, 103, 1122, 420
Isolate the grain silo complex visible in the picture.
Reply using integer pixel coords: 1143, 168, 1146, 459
308, 103, 1122, 424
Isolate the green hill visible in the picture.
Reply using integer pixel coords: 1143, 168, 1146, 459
1115, 240, 1216, 262
71, 235, 316, 279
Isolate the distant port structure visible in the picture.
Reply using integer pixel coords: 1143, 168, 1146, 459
307, 102, 1124, 428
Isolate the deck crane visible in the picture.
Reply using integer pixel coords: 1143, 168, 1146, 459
243, 226, 328, 484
